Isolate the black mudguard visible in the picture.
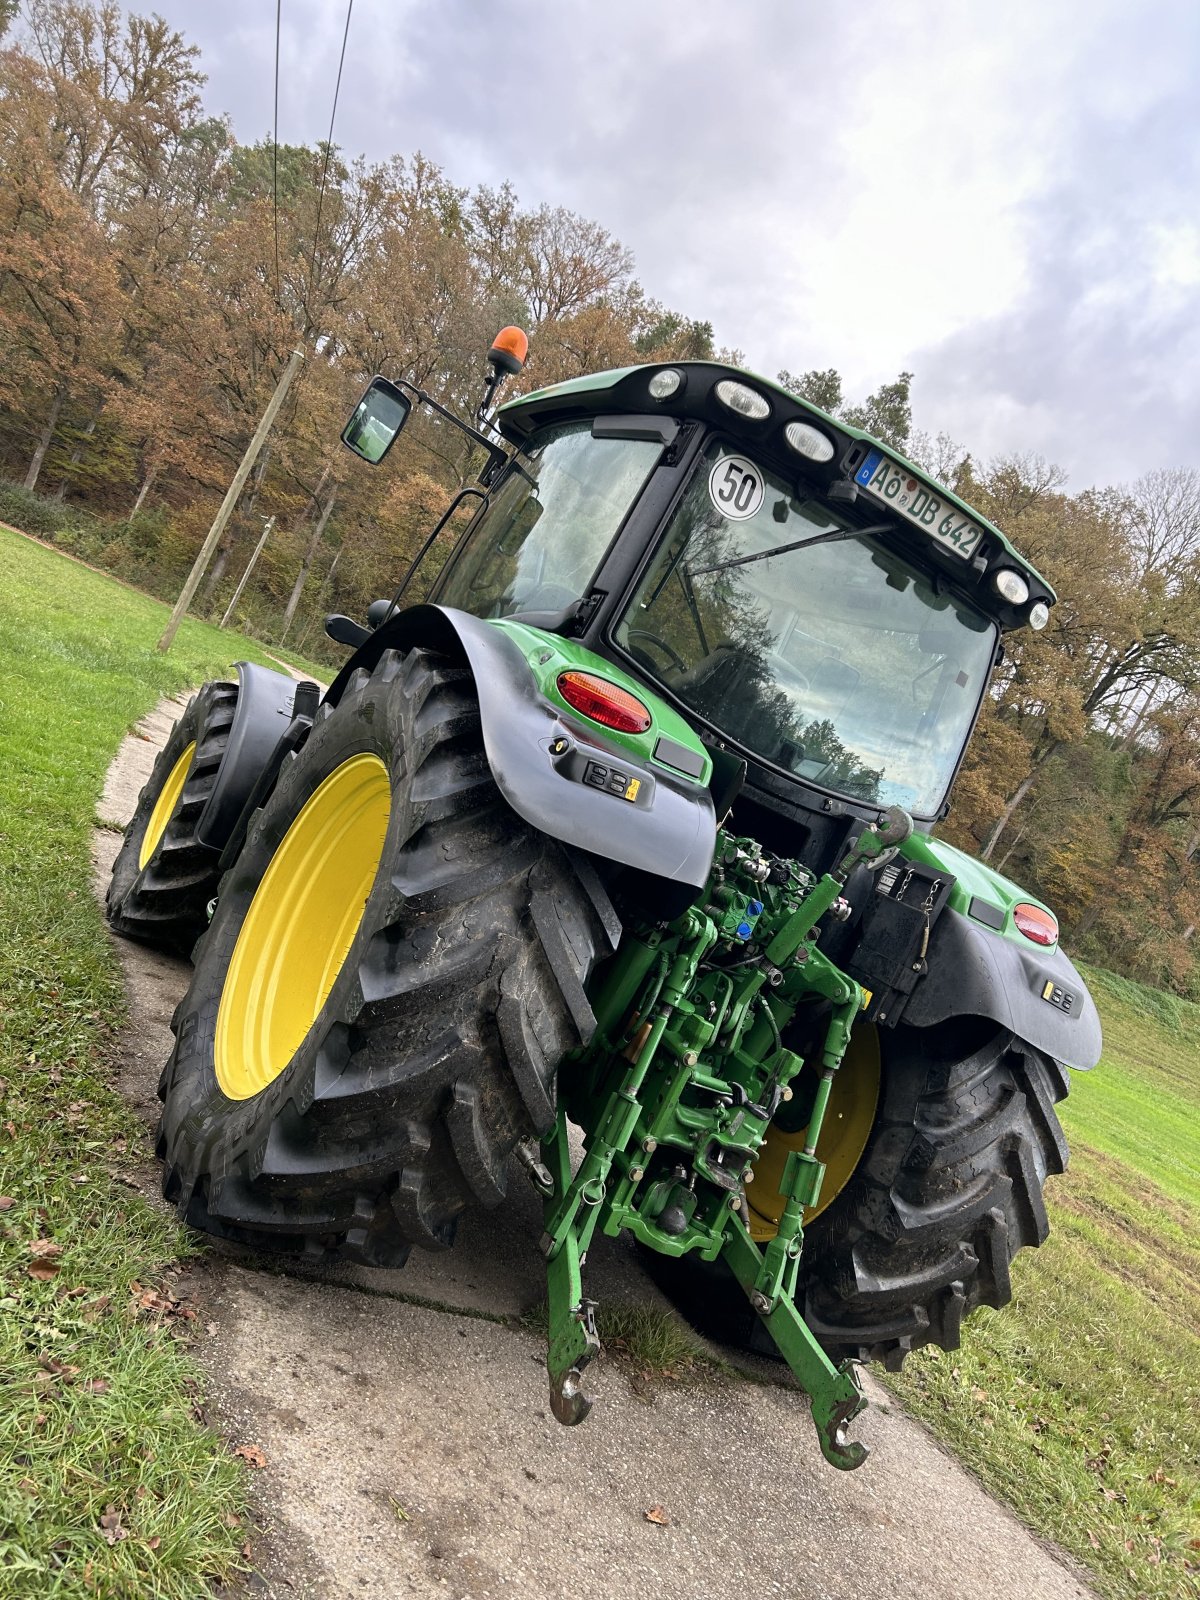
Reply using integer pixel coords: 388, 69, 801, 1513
194, 663, 304, 850
325, 605, 718, 891
901, 907, 1103, 1069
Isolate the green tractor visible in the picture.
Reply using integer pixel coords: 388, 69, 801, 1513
107, 330, 1101, 1469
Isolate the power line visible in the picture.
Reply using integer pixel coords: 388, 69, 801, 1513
272, 0, 282, 303
307, 0, 354, 305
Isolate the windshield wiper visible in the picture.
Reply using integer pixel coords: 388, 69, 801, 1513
689, 523, 892, 579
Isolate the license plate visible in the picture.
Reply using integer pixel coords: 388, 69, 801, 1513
854, 450, 984, 561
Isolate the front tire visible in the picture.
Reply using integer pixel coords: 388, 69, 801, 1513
106, 680, 236, 954
157, 647, 618, 1266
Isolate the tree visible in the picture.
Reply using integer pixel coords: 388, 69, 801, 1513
776, 366, 913, 450
778, 367, 842, 414
842, 371, 913, 452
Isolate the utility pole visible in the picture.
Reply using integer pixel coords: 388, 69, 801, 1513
158, 348, 304, 651
220, 516, 275, 629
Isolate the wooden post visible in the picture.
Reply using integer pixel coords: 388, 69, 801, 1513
158, 349, 303, 651
220, 516, 275, 629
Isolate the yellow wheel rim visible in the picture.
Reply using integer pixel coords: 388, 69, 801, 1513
139, 741, 196, 870
746, 1023, 881, 1241
214, 753, 392, 1101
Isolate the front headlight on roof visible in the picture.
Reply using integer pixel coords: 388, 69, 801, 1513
992, 569, 1029, 606
784, 421, 835, 463
714, 379, 771, 421
648, 368, 683, 401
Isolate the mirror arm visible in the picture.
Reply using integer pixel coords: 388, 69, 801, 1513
380, 485, 489, 625
391, 380, 509, 478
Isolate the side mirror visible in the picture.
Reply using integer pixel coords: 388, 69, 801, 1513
341, 377, 412, 464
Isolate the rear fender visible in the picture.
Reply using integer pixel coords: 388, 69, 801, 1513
325, 605, 718, 891
901, 907, 1102, 1069
195, 663, 305, 850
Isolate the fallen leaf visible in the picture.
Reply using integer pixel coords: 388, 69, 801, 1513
1087, 1530, 1101, 1550
644, 1504, 670, 1526
29, 1239, 63, 1258
82, 1378, 110, 1394
241, 1540, 253, 1560
146, 1537, 161, 1552
234, 1443, 268, 1469
27, 1260, 61, 1281
970, 1386, 988, 1403
0, 1197, 15, 1210
98, 1508, 127, 1545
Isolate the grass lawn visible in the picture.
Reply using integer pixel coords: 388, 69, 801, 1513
889, 965, 1200, 1600
0, 526, 320, 1597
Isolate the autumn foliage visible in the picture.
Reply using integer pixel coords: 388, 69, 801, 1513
2, 4, 1199, 991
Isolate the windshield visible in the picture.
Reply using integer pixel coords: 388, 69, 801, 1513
615, 441, 996, 814
436, 419, 662, 619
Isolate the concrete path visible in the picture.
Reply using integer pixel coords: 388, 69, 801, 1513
91, 699, 1098, 1600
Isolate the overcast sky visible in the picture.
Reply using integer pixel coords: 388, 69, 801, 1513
158, 0, 1199, 489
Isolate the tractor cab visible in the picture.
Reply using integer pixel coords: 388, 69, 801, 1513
342, 354, 1055, 855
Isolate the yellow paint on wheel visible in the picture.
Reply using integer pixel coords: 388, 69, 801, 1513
214, 753, 392, 1101
746, 1023, 881, 1240
139, 741, 196, 870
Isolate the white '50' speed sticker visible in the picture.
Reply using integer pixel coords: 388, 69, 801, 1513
708, 454, 764, 521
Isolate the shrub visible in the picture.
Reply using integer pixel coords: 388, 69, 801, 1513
0, 479, 97, 541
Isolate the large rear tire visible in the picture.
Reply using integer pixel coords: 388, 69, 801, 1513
156, 647, 619, 1265
106, 681, 236, 954
649, 1021, 1070, 1368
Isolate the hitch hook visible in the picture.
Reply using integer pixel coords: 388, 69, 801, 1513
548, 1297, 599, 1426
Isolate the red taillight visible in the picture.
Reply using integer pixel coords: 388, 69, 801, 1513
1013, 902, 1058, 946
557, 671, 651, 734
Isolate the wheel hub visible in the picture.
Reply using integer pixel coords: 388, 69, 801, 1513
139, 741, 196, 869
214, 752, 392, 1101
746, 1024, 880, 1237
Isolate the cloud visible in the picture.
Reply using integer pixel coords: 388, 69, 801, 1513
913, 72, 1200, 487
155, 0, 1200, 484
